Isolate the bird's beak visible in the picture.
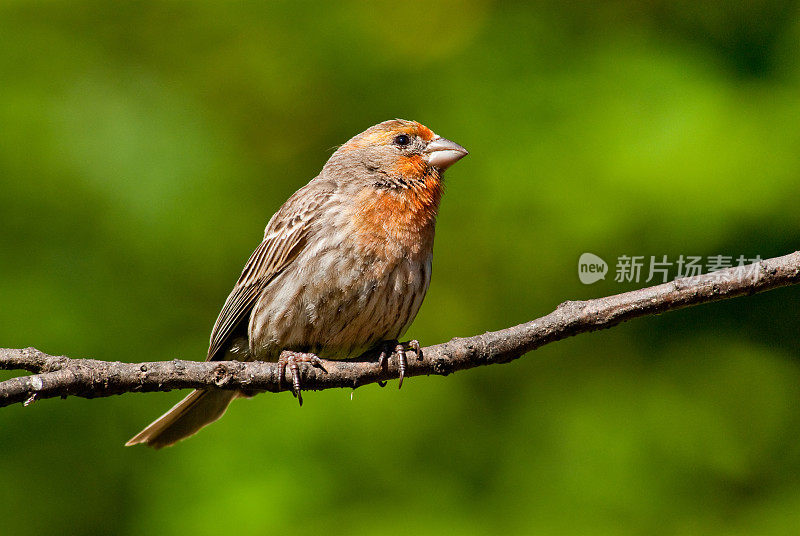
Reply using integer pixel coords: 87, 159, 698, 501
424, 137, 468, 170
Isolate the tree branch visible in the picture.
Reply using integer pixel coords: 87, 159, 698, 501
2, 251, 799, 408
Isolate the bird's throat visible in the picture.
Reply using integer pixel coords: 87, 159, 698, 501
352, 176, 442, 258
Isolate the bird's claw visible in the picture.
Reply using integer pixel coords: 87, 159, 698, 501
277, 351, 327, 406
408, 339, 421, 358
378, 339, 423, 389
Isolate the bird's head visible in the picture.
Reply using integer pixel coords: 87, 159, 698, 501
325, 119, 468, 189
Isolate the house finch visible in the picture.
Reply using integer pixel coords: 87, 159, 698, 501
126, 119, 467, 448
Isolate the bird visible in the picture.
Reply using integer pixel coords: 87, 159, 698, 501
125, 119, 468, 448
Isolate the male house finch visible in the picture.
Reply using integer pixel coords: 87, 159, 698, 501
126, 119, 467, 448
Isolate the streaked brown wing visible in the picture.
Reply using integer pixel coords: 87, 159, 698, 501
205, 182, 334, 361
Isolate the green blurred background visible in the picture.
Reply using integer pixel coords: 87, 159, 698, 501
2, 1, 800, 534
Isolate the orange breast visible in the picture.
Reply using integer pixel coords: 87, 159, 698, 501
351, 176, 442, 260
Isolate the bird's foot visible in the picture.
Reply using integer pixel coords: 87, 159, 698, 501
276, 351, 327, 406
378, 339, 423, 389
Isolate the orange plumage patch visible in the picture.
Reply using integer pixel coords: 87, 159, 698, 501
362, 131, 393, 146
411, 123, 435, 141
342, 121, 436, 151
393, 154, 426, 179
394, 122, 435, 142
351, 174, 442, 260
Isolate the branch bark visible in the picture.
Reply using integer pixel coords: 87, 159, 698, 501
2, 251, 799, 408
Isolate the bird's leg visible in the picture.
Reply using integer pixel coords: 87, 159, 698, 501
377, 339, 423, 389
377, 342, 392, 388
276, 351, 327, 406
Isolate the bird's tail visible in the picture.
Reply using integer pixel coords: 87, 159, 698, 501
125, 389, 238, 449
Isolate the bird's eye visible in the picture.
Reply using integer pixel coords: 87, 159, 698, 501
393, 134, 411, 146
